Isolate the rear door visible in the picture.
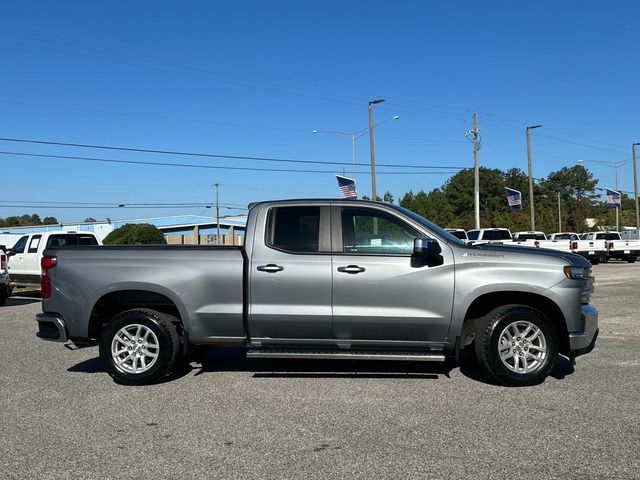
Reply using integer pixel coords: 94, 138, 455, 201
248, 205, 333, 341
331, 205, 455, 344
22, 234, 43, 276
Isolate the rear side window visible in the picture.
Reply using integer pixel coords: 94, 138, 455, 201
28, 235, 42, 253
467, 230, 479, 241
267, 207, 320, 253
46, 234, 99, 248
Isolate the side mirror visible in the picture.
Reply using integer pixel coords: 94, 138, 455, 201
413, 238, 441, 256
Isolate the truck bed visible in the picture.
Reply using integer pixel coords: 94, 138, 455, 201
43, 245, 245, 344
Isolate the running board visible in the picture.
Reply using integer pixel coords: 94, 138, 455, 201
246, 349, 446, 362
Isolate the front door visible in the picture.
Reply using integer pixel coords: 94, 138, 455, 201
331, 206, 454, 344
249, 205, 333, 341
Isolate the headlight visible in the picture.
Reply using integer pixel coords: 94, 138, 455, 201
563, 266, 591, 280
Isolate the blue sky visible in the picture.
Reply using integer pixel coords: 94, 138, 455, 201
1, 1, 638, 222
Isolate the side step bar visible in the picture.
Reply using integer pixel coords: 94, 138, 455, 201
246, 349, 446, 362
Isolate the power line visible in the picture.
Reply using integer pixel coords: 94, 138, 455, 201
0, 138, 467, 170
0, 150, 463, 175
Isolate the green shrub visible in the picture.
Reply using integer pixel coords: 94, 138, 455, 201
103, 223, 167, 245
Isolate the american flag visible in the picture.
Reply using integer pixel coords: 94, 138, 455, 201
336, 175, 357, 199
505, 187, 522, 210
605, 188, 621, 208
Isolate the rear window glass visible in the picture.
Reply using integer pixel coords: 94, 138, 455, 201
482, 230, 512, 241
595, 233, 620, 240
516, 233, 546, 240
46, 234, 99, 247
467, 230, 479, 240
449, 231, 468, 240
553, 234, 578, 240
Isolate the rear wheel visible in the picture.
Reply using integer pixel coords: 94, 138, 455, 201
99, 309, 180, 385
474, 305, 558, 386
0, 288, 7, 306
627, 256, 637, 263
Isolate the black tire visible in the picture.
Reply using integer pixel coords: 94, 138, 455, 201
474, 305, 558, 387
99, 309, 180, 385
0, 288, 7, 306
590, 257, 600, 265
627, 256, 637, 264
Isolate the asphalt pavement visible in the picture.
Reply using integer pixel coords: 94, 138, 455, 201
0, 262, 639, 479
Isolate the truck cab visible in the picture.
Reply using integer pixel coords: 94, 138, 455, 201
7, 231, 100, 286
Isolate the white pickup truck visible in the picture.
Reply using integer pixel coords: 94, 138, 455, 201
7, 231, 101, 286
466, 228, 512, 245
0, 248, 11, 305
587, 231, 640, 263
570, 232, 615, 264
509, 231, 573, 254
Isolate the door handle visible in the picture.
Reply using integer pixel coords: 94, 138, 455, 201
337, 265, 365, 274
257, 264, 284, 273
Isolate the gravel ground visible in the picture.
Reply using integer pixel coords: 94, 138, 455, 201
0, 262, 639, 479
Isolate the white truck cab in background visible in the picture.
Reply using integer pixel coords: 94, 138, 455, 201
7, 231, 101, 286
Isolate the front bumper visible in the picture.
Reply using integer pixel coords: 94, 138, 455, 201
36, 313, 68, 342
569, 303, 598, 357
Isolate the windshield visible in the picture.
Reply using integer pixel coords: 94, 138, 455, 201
390, 205, 465, 245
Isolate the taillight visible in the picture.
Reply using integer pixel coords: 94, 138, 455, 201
607, 242, 614, 250
0, 254, 6, 270
571, 241, 578, 250
534, 240, 540, 248
41, 256, 57, 299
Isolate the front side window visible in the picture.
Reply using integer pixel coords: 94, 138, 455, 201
341, 208, 419, 254
12, 236, 28, 254
267, 206, 320, 253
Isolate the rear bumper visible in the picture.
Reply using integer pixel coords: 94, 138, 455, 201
36, 313, 68, 342
569, 303, 598, 357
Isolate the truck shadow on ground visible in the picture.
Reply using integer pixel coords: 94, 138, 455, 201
68, 347, 575, 385
5, 289, 41, 306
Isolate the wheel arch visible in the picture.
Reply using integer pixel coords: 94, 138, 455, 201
88, 285, 187, 341
461, 291, 570, 356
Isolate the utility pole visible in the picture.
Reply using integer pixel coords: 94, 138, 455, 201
557, 192, 562, 232
368, 99, 385, 201
465, 113, 481, 229
634, 143, 640, 229
526, 125, 543, 231
213, 182, 220, 245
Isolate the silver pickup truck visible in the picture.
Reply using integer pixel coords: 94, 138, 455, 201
36, 199, 598, 387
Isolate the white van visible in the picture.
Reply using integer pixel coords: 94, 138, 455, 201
7, 231, 100, 286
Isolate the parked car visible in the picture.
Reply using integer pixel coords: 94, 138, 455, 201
36, 199, 597, 387
7, 231, 100, 287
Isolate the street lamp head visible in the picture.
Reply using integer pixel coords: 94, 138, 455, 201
633, 142, 640, 146
577, 159, 584, 163
312, 130, 319, 134
527, 124, 543, 130
369, 99, 385, 105
392, 115, 400, 120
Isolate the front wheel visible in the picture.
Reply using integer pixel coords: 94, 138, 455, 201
99, 309, 180, 385
474, 305, 558, 386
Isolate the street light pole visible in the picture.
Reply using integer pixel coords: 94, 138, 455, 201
368, 99, 385, 201
312, 115, 399, 182
526, 125, 543, 230
213, 182, 220, 245
557, 192, 562, 232
634, 143, 640, 229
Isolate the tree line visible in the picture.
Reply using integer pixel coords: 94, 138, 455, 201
381, 165, 630, 233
